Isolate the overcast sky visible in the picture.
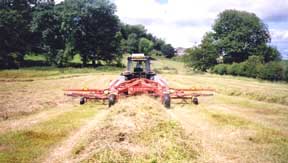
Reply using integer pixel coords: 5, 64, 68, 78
114, 0, 288, 59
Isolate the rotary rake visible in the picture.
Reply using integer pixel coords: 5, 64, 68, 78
64, 54, 214, 108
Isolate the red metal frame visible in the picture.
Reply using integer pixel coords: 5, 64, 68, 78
64, 78, 214, 103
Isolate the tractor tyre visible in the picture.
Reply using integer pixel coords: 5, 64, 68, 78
108, 94, 117, 107
80, 97, 85, 105
163, 94, 171, 109
192, 97, 199, 105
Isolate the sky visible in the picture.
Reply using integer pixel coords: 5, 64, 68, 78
113, 0, 288, 59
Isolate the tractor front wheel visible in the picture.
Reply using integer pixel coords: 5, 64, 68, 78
108, 94, 117, 107
163, 94, 171, 109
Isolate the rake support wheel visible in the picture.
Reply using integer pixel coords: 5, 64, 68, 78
80, 97, 85, 105
108, 94, 117, 107
163, 94, 171, 109
192, 97, 198, 105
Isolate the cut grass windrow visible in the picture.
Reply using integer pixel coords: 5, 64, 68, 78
72, 96, 200, 163
0, 104, 102, 163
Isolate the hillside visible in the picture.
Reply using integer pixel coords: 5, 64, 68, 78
0, 58, 288, 163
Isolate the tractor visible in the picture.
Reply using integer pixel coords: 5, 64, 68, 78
64, 54, 214, 108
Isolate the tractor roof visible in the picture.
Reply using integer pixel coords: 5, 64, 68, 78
129, 53, 149, 61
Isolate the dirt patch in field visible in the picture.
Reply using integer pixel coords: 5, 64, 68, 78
0, 144, 9, 152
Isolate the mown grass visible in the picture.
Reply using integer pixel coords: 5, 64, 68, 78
85, 121, 198, 163
151, 56, 188, 74
0, 66, 122, 78
202, 109, 288, 162
0, 104, 101, 163
206, 111, 251, 127
133, 121, 198, 163
165, 73, 288, 105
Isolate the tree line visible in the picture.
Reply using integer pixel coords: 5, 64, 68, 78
184, 9, 287, 81
0, 0, 174, 69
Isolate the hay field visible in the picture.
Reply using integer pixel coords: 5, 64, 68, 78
0, 58, 288, 163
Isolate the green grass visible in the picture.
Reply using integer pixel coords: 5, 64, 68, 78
0, 66, 122, 78
151, 56, 188, 74
70, 54, 82, 64
0, 104, 101, 163
201, 108, 252, 128
24, 54, 46, 62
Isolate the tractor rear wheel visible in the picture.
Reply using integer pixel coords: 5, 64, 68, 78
108, 94, 117, 107
163, 94, 171, 109
80, 97, 85, 105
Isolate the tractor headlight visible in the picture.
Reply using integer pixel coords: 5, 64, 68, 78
104, 90, 109, 95
83, 87, 88, 91
169, 89, 175, 93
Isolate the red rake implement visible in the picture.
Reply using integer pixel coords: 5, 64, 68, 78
64, 54, 214, 108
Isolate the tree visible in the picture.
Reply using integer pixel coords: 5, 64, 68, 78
185, 33, 218, 71
256, 44, 281, 62
0, 0, 36, 68
119, 23, 174, 57
153, 38, 165, 51
213, 10, 273, 63
31, 4, 69, 66
64, 0, 120, 66
120, 24, 147, 39
126, 33, 138, 53
0, 0, 55, 68
161, 44, 175, 58
138, 38, 153, 55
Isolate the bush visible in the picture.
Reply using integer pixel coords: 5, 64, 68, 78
212, 60, 286, 81
242, 55, 264, 78
227, 63, 242, 76
150, 50, 163, 56
258, 61, 285, 81
212, 64, 228, 75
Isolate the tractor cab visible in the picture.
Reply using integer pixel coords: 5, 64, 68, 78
122, 54, 156, 80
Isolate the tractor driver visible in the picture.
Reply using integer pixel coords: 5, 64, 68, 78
134, 61, 144, 73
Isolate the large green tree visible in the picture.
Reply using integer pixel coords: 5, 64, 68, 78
186, 9, 281, 72
31, 4, 70, 66
0, 0, 35, 68
66, 0, 120, 66
0, 0, 55, 68
213, 10, 276, 63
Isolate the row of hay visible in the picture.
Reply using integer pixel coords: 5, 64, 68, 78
72, 95, 200, 163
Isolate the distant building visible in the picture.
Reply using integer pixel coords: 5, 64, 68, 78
175, 47, 187, 56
